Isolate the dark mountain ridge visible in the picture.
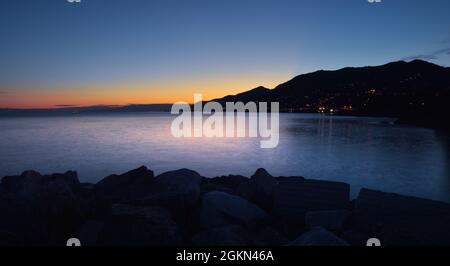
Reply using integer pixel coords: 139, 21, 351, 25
2, 60, 449, 128
215, 60, 450, 109
212, 60, 450, 128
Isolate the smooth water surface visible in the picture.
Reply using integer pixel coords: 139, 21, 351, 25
0, 113, 448, 201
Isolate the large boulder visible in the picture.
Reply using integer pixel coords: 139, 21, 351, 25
0, 199, 34, 245
0, 170, 87, 245
237, 168, 277, 211
289, 227, 349, 246
154, 168, 203, 206
305, 210, 351, 232
251, 168, 277, 196
94, 166, 154, 202
200, 191, 268, 230
272, 177, 350, 237
97, 204, 181, 246
131, 169, 203, 209
273, 177, 350, 218
202, 175, 248, 195
126, 169, 204, 236
0, 170, 80, 198
347, 188, 450, 246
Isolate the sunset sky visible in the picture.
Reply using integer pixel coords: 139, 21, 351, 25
1, 0, 450, 108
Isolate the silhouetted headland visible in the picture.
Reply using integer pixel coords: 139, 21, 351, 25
1, 166, 450, 246
2, 60, 449, 129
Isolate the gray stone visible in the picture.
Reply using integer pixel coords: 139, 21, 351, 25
200, 191, 268, 230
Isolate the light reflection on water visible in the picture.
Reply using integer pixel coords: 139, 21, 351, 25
0, 113, 448, 202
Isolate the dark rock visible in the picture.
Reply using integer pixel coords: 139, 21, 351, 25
341, 229, 369, 246
0, 196, 41, 245
3, 167, 450, 247
94, 166, 154, 202
289, 227, 349, 246
0, 170, 86, 245
155, 168, 203, 207
200, 191, 268, 230
81, 183, 95, 190
305, 210, 351, 232
0, 170, 80, 198
251, 168, 277, 196
348, 188, 450, 246
202, 175, 248, 195
205, 175, 249, 194
273, 178, 350, 217
237, 168, 277, 211
0, 230, 20, 246
201, 179, 235, 195
272, 177, 350, 238
78, 220, 104, 246
256, 226, 289, 246
128, 169, 204, 237
98, 204, 181, 246
192, 225, 253, 246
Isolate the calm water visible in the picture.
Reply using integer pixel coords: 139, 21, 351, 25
0, 113, 448, 202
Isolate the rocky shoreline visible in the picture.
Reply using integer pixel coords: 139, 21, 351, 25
1, 166, 450, 246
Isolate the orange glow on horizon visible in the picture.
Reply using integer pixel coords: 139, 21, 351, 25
0, 74, 291, 109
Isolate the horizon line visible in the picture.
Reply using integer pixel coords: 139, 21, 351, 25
1, 59, 447, 110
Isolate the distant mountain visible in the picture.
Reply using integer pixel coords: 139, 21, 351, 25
214, 60, 450, 111
212, 60, 450, 127
2, 60, 449, 128
0, 104, 173, 116
213, 86, 272, 104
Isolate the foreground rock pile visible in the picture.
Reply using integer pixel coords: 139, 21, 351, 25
1, 166, 450, 246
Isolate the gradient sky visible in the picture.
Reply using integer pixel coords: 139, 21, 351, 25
1, 0, 450, 108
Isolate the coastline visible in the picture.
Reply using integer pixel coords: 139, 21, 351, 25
2, 108, 448, 132
1, 166, 450, 246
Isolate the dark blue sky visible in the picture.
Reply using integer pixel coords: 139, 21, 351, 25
1, 0, 450, 107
